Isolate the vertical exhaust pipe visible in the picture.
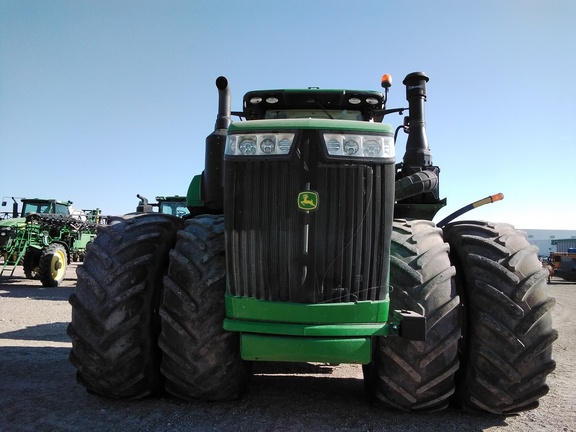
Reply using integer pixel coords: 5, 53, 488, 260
214, 76, 231, 130
402, 72, 432, 175
203, 76, 231, 212
12, 198, 19, 218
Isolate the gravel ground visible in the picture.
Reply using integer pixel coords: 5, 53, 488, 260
0, 263, 574, 432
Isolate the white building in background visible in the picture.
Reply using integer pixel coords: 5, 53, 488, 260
522, 229, 576, 257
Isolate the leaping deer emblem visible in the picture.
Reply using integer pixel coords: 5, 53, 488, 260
298, 191, 319, 211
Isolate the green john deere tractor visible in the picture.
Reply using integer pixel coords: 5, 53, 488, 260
135, 194, 190, 217
68, 72, 557, 414
1, 198, 101, 286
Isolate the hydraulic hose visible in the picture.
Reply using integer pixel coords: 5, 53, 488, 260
436, 193, 504, 228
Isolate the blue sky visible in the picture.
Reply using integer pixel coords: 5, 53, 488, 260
1, 0, 575, 229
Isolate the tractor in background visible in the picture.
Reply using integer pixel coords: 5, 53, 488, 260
135, 194, 190, 218
68, 73, 557, 414
0, 198, 103, 286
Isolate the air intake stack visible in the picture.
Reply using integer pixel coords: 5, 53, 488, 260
402, 72, 432, 175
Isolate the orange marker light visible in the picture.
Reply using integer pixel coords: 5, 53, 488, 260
381, 74, 392, 89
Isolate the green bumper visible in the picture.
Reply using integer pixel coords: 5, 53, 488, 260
223, 295, 394, 364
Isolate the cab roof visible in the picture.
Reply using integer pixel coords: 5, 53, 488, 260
240, 88, 386, 122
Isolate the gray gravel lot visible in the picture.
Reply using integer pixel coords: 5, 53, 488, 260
1, 263, 574, 432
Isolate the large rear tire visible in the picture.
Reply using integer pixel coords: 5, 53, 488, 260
67, 214, 183, 399
443, 221, 557, 414
364, 219, 460, 411
39, 243, 68, 287
159, 215, 249, 401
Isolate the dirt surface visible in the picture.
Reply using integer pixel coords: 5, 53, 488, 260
1, 263, 575, 432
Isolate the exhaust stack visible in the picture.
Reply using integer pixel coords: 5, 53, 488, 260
214, 76, 231, 130
203, 76, 231, 212
12, 198, 19, 218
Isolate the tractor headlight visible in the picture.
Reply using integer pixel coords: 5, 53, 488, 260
343, 139, 359, 155
239, 137, 257, 155
260, 138, 275, 154
226, 133, 295, 156
323, 133, 394, 159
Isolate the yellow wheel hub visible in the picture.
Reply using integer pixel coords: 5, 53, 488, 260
51, 249, 67, 281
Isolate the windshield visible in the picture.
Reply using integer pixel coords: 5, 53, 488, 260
22, 202, 53, 215
21, 201, 69, 216
159, 202, 190, 218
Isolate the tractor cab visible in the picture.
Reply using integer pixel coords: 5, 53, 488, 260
20, 199, 72, 216
135, 194, 190, 218
157, 196, 190, 218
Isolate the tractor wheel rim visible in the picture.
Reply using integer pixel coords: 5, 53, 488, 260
51, 250, 67, 280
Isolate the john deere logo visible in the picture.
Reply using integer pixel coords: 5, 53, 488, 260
298, 191, 319, 211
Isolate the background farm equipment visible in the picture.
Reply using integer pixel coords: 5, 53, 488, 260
1, 198, 93, 253
135, 194, 190, 217
548, 249, 576, 282
0, 198, 103, 286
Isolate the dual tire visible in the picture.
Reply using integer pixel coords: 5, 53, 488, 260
364, 219, 556, 414
443, 221, 557, 414
364, 219, 460, 411
67, 213, 245, 400
158, 215, 249, 401
67, 214, 183, 398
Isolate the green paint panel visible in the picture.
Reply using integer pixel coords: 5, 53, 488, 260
223, 318, 393, 337
186, 175, 203, 207
228, 118, 394, 134
240, 333, 372, 364
225, 295, 390, 324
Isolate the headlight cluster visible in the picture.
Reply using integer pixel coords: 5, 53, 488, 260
323, 133, 395, 158
225, 133, 295, 156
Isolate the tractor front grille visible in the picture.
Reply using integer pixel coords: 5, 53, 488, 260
225, 154, 394, 304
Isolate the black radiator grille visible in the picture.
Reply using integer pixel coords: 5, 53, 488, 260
225, 158, 394, 304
